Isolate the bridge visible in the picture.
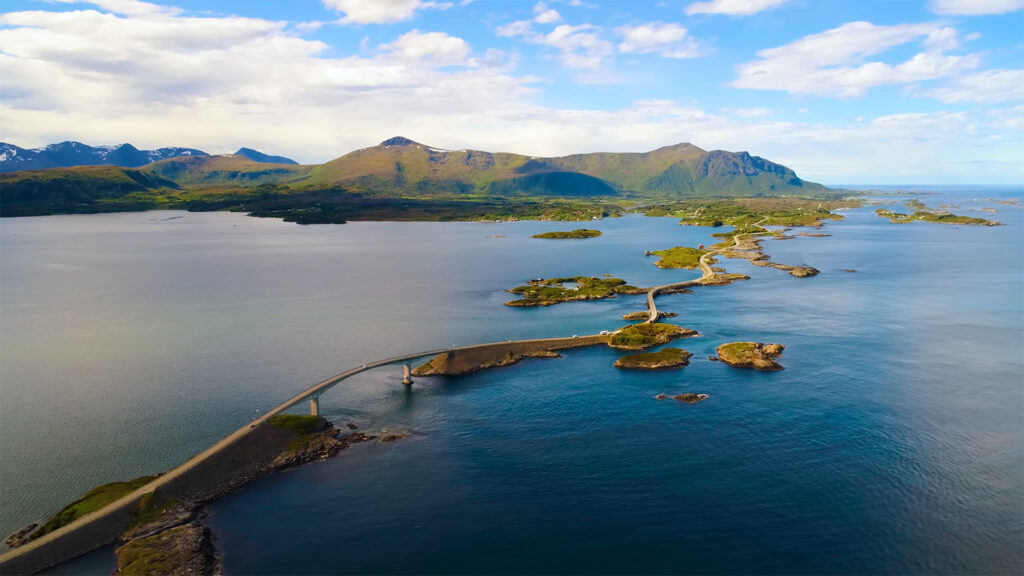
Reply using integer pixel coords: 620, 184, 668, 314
0, 334, 604, 574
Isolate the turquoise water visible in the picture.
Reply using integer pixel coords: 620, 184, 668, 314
2, 187, 1022, 573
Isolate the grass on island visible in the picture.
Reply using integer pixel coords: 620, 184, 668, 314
609, 323, 697, 350
506, 276, 643, 307
648, 246, 711, 269
640, 198, 855, 228
115, 523, 212, 576
269, 414, 332, 452
716, 342, 785, 371
716, 342, 762, 363
128, 490, 178, 530
875, 208, 1001, 226
531, 228, 602, 239
614, 347, 692, 369
268, 414, 327, 435
32, 475, 157, 540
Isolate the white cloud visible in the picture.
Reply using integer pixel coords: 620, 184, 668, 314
47, 0, 182, 18
324, 0, 451, 25
496, 20, 533, 37
728, 107, 772, 117
0, 3, 1020, 183
685, 0, 789, 16
989, 105, 1024, 130
930, 0, 1024, 15
929, 69, 1024, 103
499, 20, 614, 69
731, 21, 978, 97
617, 22, 703, 58
380, 30, 471, 65
533, 2, 561, 24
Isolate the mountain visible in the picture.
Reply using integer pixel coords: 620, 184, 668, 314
1, 137, 828, 218
298, 137, 824, 197
234, 147, 298, 165
144, 154, 311, 186
0, 141, 208, 173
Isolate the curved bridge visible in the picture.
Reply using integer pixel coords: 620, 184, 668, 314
0, 334, 600, 573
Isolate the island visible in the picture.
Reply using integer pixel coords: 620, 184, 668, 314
531, 228, 602, 239
647, 246, 711, 269
505, 276, 643, 307
714, 342, 785, 371
608, 323, 699, 350
875, 207, 1002, 226
655, 393, 709, 403
614, 347, 692, 369
712, 230, 820, 278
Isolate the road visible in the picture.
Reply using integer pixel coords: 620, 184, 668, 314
643, 219, 769, 323
0, 334, 599, 567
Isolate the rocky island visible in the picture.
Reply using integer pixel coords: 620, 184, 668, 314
875, 207, 1002, 226
608, 323, 699, 350
531, 228, 602, 239
714, 342, 785, 371
614, 347, 693, 369
647, 246, 711, 269
655, 393, 709, 403
505, 276, 643, 307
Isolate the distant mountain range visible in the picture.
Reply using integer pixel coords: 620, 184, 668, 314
0, 137, 827, 218
0, 141, 297, 173
292, 136, 824, 197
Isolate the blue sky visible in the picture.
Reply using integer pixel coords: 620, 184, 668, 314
0, 0, 1021, 184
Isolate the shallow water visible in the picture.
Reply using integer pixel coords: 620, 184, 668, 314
2, 187, 1022, 573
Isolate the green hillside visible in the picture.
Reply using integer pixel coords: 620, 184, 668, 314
0, 137, 831, 219
291, 137, 823, 198
142, 154, 313, 186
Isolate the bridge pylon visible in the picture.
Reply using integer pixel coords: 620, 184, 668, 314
402, 364, 413, 386
310, 395, 320, 416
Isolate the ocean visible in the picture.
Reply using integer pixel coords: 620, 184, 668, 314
2, 186, 1021, 574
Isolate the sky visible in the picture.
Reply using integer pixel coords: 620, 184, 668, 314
0, 0, 1022, 184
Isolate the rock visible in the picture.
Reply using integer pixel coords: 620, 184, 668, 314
845, 268, 857, 273
672, 393, 709, 404
715, 342, 785, 371
122, 509, 195, 541
344, 432, 376, 444
5, 522, 38, 548
115, 521, 220, 576
379, 431, 410, 443
708, 356, 719, 361
654, 394, 669, 400
269, 424, 347, 470
346, 422, 359, 430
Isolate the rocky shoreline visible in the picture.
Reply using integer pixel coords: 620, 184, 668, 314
714, 342, 785, 371
112, 418, 383, 575
614, 347, 692, 370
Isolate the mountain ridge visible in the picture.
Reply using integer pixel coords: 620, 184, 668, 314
0, 141, 298, 173
0, 137, 829, 219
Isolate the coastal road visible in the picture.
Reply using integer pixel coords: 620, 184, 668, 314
0, 334, 602, 569
643, 219, 769, 323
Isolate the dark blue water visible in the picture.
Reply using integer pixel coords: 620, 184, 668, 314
2, 188, 1022, 573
